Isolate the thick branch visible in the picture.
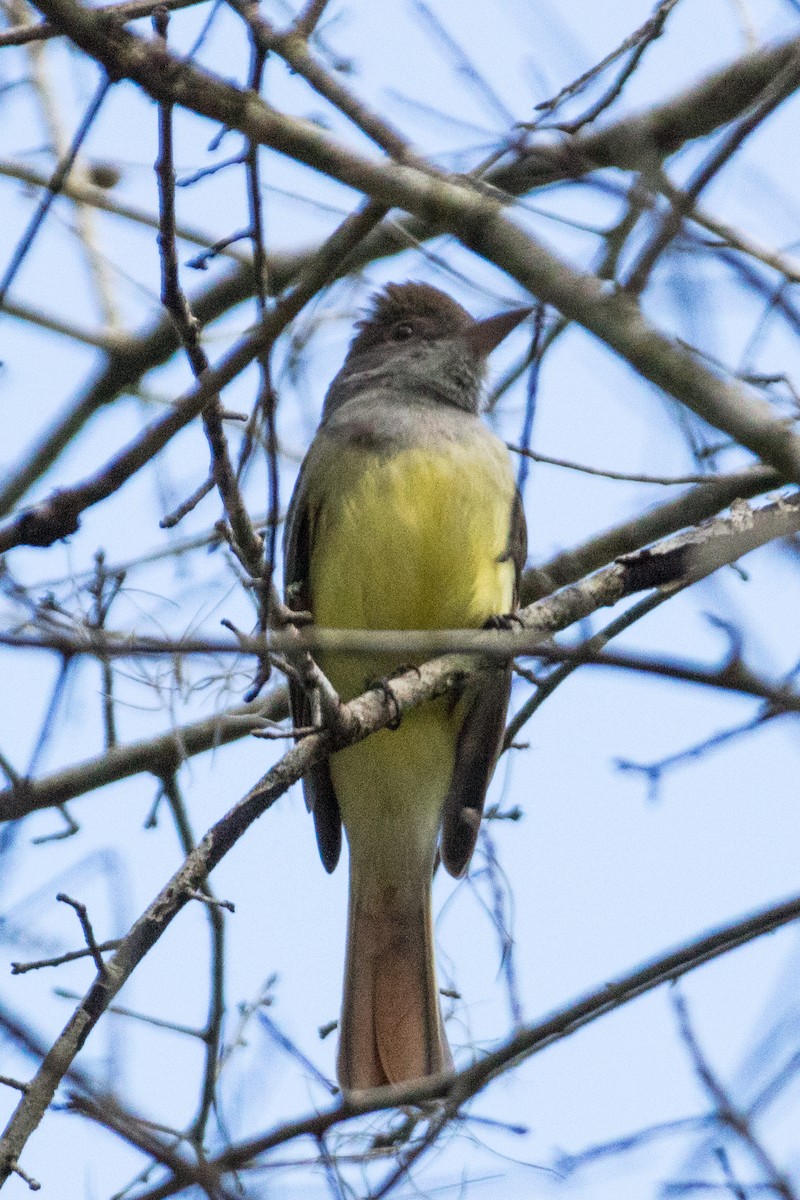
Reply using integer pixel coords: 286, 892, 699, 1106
110, 891, 800, 1200
494, 35, 800, 193
4, 31, 796, 515
0, 489, 796, 1178
1, 485, 795, 821
0, 201, 384, 552
0, 694, 287, 821
522, 466, 781, 601
17, 0, 800, 491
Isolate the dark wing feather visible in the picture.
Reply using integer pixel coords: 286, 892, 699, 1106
439, 489, 527, 878
284, 465, 342, 873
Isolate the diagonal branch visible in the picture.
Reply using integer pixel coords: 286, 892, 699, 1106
0, 477, 792, 821
153, 10, 263, 576
112, 891, 800, 1200
0, 693, 288, 821
0, 486, 797, 1180
0, 74, 112, 311
494, 34, 800, 193
673, 991, 798, 1200
3, 33, 797, 517
0, 199, 385, 553
19, 0, 800, 487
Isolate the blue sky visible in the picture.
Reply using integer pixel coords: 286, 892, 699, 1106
1, 0, 800, 1196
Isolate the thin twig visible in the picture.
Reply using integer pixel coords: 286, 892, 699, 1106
237, 22, 277, 699
673, 991, 798, 1200
153, 8, 264, 580
508, 443, 726, 485
128, 892, 800, 1200
531, 0, 681, 134
0, 156, 251, 261
624, 47, 800, 294
86, 550, 125, 749
0, 0, 204, 46
53, 990, 204, 1038
56, 894, 108, 978
159, 773, 227, 1146
11, 941, 122, 975
504, 583, 687, 748
159, 475, 215, 529
0, 74, 112, 311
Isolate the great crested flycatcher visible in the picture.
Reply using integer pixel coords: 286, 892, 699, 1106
284, 282, 529, 1091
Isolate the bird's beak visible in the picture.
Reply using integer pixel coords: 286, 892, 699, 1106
463, 305, 532, 358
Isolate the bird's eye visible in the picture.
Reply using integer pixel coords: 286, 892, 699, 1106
391, 322, 414, 341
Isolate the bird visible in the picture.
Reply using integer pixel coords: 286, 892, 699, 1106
284, 281, 529, 1092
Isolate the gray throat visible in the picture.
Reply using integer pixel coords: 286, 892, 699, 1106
322, 342, 485, 422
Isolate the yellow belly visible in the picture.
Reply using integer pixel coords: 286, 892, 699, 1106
308, 438, 515, 899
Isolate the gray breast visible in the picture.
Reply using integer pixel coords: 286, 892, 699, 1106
322, 391, 486, 456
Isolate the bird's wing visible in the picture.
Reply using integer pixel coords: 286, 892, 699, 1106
439, 489, 527, 878
284, 455, 342, 873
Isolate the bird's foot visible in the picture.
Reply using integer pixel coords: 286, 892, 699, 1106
483, 611, 524, 631
366, 675, 405, 730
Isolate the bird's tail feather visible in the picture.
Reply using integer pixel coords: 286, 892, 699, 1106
337, 878, 452, 1091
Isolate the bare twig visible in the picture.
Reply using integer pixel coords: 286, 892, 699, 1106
616, 709, 773, 800
153, 9, 264, 580
66, 1093, 225, 1196
159, 773, 227, 1146
53, 990, 203, 1038
1, 295, 125, 349
225, 0, 432, 167
55, 893, 108, 978
673, 991, 798, 1200
556, 1114, 713, 1175
494, 35, 800, 193
504, 583, 687, 748
0, 199, 386, 555
0, 74, 112, 311
624, 47, 800, 294
11, 941, 122, 975
0, 0, 204, 46
530, 0, 681, 133
86, 550, 124, 749
235, 22, 277, 697
0, 157, 251, 261
159, 475, 215, 528
127, 892, 800, 1200
508, 443, 726, 485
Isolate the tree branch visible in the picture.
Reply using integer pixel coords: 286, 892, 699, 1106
123, 891, 800, 1200
0, 693, 287, 821
17, 0, 800, 493
2, 486, 796, 822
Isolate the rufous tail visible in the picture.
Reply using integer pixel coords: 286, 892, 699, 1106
337, 878, 453, 1091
